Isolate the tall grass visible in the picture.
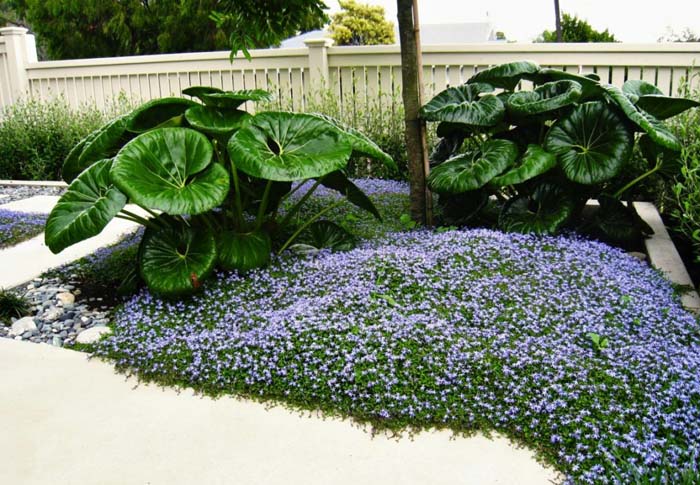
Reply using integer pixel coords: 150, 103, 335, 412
667, 71, 700, 261
0, 94, 134, 181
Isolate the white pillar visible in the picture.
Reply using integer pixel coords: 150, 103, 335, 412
0, 27, 37, 103
305, 38, 333, 88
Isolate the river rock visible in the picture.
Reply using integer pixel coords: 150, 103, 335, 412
76, 326, 112, 344
9, 317, 37, 337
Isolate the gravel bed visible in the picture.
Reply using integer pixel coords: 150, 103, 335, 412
1, 275, 113, 347
0, 184, 66, 204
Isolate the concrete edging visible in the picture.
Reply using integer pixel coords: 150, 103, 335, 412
634, 202, 700, 314
0, 179, 67, 187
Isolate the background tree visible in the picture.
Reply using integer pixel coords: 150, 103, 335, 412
658, 27, 700, 42
0, 0, 27, 28
13, 0, 328, 60
329, 0, 395, 46
536, 13, 617, 42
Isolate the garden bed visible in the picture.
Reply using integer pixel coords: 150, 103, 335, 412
0, 209, 46, 249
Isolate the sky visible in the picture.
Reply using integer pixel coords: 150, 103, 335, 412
325, 0, 700, 42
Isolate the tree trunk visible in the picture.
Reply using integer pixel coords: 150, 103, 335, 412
554, 0, 562, 42
396, 0, 432, 225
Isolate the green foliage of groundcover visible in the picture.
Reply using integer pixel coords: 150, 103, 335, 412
0, 288, 30, 324
0, 96, 133, 180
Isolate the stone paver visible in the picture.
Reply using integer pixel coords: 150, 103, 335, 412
0, 338, 559, 485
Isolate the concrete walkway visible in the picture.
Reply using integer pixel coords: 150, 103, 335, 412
0, 339, 559, 485
0, 196, 140, 288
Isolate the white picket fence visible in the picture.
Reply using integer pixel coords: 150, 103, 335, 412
2, 26, 700, 113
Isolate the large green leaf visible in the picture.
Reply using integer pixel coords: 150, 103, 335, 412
491, 145, 557, 186
420, 83, 504, 126
438, 190, 489, 226
544, 102, 633, 184
310, 114, 397, 172
202, 89, 274, 108
639, 135, 682, 179
594, 195, 653, 244
506, 80, 582, 116
297, 220, 357, 252
185, 106, 251, 136
602, 85, 681, 150
228, 112, 352, 181
182, 85, 224, 103
46, 159, 126, 253
217, 230, 271, 271
428, 139, 518, 194
63, 115, 130, 183
635, 95, 700, 120
533, 68, 603, 100
139, 216, 217, 296
467, 61, 540, 90
622, 80, 663, 98
317, 170, 381, 220
430, 134, 465, 165
127, 97, 197, 133
111, 128, 229, 215
499, 183, 574, 235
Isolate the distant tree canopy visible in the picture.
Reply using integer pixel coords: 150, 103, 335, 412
536, 13, 617, 43
658, 27, 700, 43
329, 0, 395, 46
9, 0, 329, 60
0, 0, 27, 28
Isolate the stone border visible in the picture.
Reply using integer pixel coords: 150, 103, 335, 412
0, 180, 67, 187
634, 202, 700, 314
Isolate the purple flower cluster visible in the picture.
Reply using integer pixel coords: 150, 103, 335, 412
97, 227, 700, 483
0, 209, 46, 249
290, 178, 409, 200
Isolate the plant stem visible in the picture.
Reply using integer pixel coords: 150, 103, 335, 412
280, 180, 321, 228
116, 213, 155, 229
278, 199, 344, 255
119, 209, 152, 227
613, 164, 660, 199
229, 158, 245, 229
255, 180, 273, 231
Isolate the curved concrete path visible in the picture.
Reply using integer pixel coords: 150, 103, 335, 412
0, 339, 560, 485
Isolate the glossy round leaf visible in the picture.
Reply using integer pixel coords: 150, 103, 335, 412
217, 230, 271, 271
63, 115, 129, 183
299, 220, 357, 252
635, 95, 700, 120
310, 113, 397, 172
185, 106, 251, 136
507, 80, 582, 116
127, 97, 197, 133
420, 83, 504, 126
544, 102, 633, 184
111, 128, 229, 215
202, 89, 274, 108
602, 85, 680, 150
139, 217, 217, 296
318, 170, 381, 220
499, 183, 574, 235
182, 85, 224, 102
622, 80, 663, 98
467, 61, 540, 90
533, 68, 603, 100
594, 195, 653, 244
639, 135, 682, 179
491, 145, 557, 186
438, 190, 489, 226
228, 112, 352, 181
46, 159, 127, 253
428, 139, 518, 194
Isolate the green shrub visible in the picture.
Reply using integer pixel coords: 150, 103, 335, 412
668, 72, 700, 260
264, 86, 432, 179
0, 289, 30, 324
0, 95, 133, 181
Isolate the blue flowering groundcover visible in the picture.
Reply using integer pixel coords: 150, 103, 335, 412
88, 180, 700, 483
0, 209, 46, 248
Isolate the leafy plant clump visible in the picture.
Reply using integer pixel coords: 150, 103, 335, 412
0, 209, 47, 249
96, 227, 700, 483
44, 87, 396, 297
422, 61, 700, 244
0, 289, 31, 324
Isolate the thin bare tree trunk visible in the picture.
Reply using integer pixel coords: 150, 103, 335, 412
554, 0, 562, 42
397, 0, 432, 225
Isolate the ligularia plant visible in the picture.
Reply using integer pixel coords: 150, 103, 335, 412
45, 87, 395, 296
422, 61, 699, 242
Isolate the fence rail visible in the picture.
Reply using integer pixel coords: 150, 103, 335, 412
2, 27, 700, 113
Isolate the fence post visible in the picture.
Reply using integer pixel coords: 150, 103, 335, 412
0, 27, 37, 103
305, 38, 333, 89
